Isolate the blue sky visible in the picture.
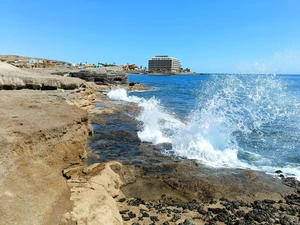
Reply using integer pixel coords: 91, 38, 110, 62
1, 0, 300, 73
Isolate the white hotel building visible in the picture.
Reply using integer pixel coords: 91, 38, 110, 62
148, 55, 181, 73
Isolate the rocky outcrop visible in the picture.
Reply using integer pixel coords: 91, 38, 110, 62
128, 82, 147, 91
62, 162, 124, 225
69, 67, 128, 85
0, 90, 92, 225
0, 62, 85, 90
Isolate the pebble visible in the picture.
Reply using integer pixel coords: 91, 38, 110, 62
118, 194, 300, 224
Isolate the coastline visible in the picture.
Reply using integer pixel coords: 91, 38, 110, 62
0, 63, 299, 224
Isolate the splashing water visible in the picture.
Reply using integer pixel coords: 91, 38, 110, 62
106, 88, 184, 144
106, 74, 300, 179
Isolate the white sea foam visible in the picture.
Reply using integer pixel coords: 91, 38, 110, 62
106, 88, 140, 102
106, 88, 183, 144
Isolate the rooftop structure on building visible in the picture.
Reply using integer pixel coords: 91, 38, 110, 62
148, 55, 181, 73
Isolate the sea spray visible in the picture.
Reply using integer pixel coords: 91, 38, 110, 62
106, 74, 300, 179
171, 74, 300, 176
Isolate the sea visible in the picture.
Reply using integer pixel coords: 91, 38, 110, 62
106, 73, 300, 180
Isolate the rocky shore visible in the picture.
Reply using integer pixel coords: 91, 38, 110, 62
0, 62, 299, 225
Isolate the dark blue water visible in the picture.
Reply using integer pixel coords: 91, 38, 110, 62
110, 74, 300, 179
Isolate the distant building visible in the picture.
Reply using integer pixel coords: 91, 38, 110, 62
148, 55, 181, 73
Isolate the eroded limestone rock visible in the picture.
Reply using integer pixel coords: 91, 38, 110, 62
62, 162, 125, 225
0, 62, 85, 90
69, 67, 128, 85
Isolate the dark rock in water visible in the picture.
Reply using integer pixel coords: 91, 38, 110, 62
70, 67, 128, 85
275, 170, 283, 174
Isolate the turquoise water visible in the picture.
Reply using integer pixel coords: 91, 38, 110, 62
108, 74, 300, 179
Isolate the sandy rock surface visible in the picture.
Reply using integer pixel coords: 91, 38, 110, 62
62, 162, 124, 225
0, 89, 92, 225
0, 64, 129, 225
0, 62, 85, 90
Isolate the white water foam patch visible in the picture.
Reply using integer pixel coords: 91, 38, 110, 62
136, 97, 184, 144
106, 88, 184, 144
106, 88, 140, 102
171, 106, 245, 168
